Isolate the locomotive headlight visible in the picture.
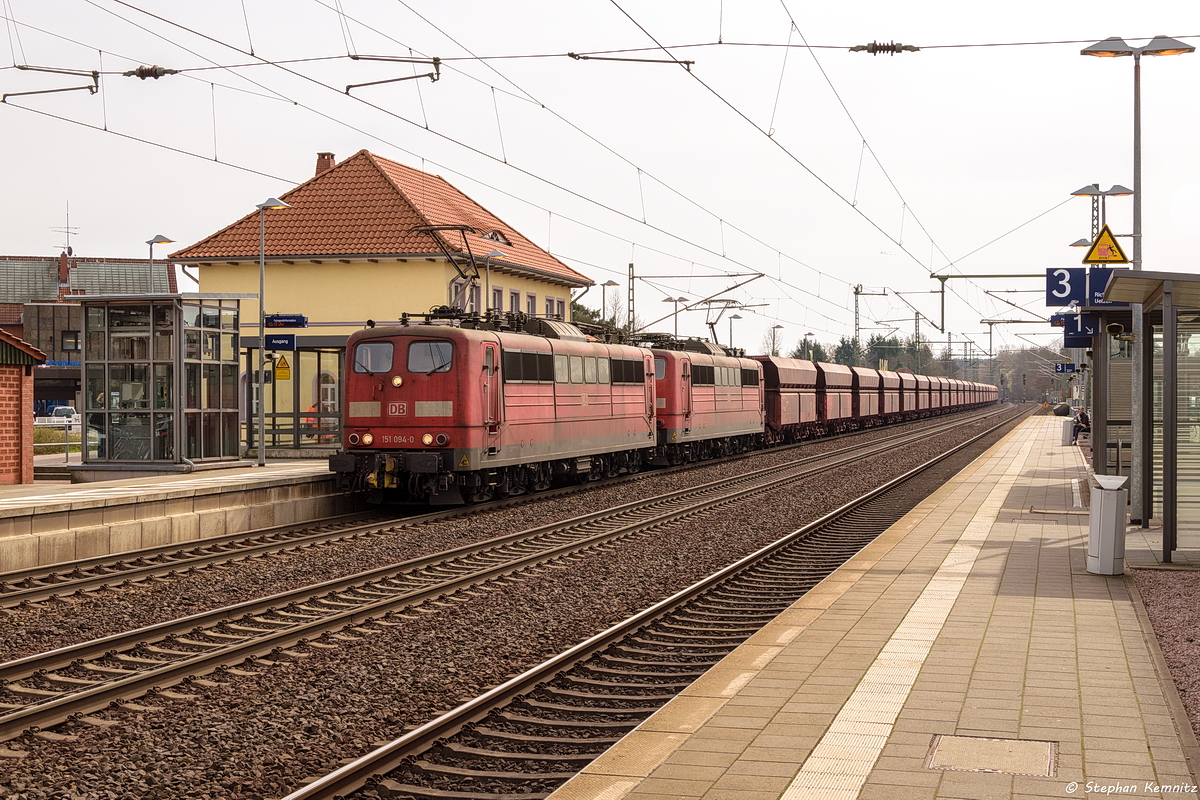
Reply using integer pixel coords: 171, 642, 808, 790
361, 433, 374, 445
422, 433, 434, 446
348, 433, 360, 445
391, 375, 403, 387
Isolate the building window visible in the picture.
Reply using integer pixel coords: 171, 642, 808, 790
62, 330, 81, 351
527, 293, 537, 316
469, 284, 481, 313
510, 290, 521, 314
492, 287, 503, 311
484, 230, 511, 246
556, 299, 565, 320
545, 298, 555, 317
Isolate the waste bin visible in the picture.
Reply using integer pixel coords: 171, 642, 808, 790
1062, 418, 1075, 446
1087, 475, 1128, 575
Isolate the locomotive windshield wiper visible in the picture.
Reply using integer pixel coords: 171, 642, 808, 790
354, 356, 375, 375
426, 359, 452, 375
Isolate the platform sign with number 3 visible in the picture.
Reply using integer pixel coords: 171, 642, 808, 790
1046, 267, 1087, 307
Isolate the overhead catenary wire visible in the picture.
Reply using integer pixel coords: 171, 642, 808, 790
76, 0, 863, 327
2, 3, 1065, 343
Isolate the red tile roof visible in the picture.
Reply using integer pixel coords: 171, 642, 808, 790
172, 150, 590, 287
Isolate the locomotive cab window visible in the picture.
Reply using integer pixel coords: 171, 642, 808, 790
654, 358, 666, 381
353, 342, 394, 374
408, 341, 453, 374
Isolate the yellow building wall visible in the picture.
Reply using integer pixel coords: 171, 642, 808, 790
197, 258, 576, 337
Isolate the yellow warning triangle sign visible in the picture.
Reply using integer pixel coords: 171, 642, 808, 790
274, 355, 291, 381
1082, 224, 1129, 264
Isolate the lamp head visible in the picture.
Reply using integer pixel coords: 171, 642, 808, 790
730, 314, 742, 320
486, 249, 505, 260
146, 234, 174, 246
256, 197, 290, 210
1070, 185, 1102, 197
1069, 239, 1091, 247
1142, 36, 1195, 56
601, 279, 619, 287
1104, 184, 1133, 196
1081, 36, 1134, 57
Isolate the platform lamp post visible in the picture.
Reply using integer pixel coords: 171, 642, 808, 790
804, 332, 815, 360
1081, 35, 1193, 524
729, 313, 742, 348
146, 235, 174, 294
255, 197, 290, 467
483, 249, 505, 313
771, 324, 784, 356
1070, 184, 1133, 240
663, 296, 688, 337
601, 280, 619, 326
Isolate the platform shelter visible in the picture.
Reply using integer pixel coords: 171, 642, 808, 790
76, 293, 254, 479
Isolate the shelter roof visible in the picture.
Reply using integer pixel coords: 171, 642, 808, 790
1104, 270, 1200, 309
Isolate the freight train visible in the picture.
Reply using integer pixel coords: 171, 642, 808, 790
329, 312, 998, 504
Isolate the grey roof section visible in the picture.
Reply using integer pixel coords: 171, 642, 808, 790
0, 260, 58, 302
70, 261, 171, 294
0, 258, 174, 302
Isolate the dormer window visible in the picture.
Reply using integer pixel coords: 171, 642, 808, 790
483, 230, 511, 246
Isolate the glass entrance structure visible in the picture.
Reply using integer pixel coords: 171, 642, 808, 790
81, 294, 252, 465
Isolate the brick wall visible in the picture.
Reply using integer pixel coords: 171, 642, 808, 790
0, 365, 34, 484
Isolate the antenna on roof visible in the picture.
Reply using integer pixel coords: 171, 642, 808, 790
50, 201, 79, 255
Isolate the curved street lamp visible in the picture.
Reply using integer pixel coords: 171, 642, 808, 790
146, 235, 174, 294
728, 313, 742, 348
255, 197, 290, 467
484, 249, 505, 312
662, 296, 688, 337
601, 279, 619, 326
1081, 35, 1193, 521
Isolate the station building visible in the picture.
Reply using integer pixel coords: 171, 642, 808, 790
170, 150, 593, 457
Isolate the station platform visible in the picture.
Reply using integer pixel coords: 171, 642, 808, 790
0, 459, 354, 572
550, 415, 1200, 800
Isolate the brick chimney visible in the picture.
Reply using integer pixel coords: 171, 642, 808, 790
58, 252, 70, 284
315, 152, 336, 177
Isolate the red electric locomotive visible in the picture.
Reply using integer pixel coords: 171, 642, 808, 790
330, 315, 655, 504
646, 339, 763, 464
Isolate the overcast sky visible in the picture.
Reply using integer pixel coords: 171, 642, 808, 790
3, 1, 1198, 355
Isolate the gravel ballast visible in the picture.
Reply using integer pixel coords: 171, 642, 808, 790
0, 412, 1045, 799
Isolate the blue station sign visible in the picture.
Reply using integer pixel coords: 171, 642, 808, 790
265, 314, 309, 328
265, 333, 296, 351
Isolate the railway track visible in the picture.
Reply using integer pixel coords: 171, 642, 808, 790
282, 405, 1030, 800
0, 408, 999, 610
0, 407, 1015, 744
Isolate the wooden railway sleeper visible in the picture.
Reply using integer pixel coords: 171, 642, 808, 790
435, 741, 597, 765
540, 686, 677, 703
495, 710, 639, 730
559, 674, 694, 691
515, 698, 661, 717
409, 759, 579, 782
469, 724, 622, 746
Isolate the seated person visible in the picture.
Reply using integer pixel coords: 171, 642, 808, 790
1071, 409, 1091, 444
